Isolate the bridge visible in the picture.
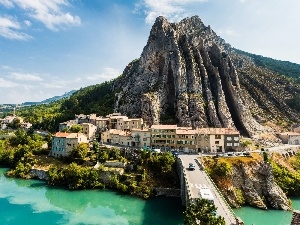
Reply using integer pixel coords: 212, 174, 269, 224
178, 154, 242, 225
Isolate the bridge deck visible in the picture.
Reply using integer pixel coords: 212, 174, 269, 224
179, 154, 236, 225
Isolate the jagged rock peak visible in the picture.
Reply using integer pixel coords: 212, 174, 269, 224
113, 15, 299, 137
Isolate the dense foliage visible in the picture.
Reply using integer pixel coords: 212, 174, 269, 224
0, 129, 48, 178
60, 80, 116, 118
208, 160, 232, 179
286, 94, 300, 111
108, 150, 179, 199
184, 198, 225, 225
47, 163, 104, 189
271, 155, 300, 196
235, 48, 300, 82
17, 101, 65, 132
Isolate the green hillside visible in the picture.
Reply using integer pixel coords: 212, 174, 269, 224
234, 48, 300, 82
18, 79, 118, 132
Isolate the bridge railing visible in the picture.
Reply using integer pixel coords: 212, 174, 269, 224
195, 158, 237, 222
177, 158, 193, 205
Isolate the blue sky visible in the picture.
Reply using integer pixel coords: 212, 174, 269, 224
0, 0, 299, 104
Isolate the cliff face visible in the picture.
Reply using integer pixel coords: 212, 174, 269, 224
224, 161, 291, 210
112, 16, 300, 136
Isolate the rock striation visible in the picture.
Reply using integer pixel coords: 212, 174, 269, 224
224, 161, 291, 210
112, 16, 300, 137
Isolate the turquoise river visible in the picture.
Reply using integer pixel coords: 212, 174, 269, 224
1, 167, 300, 225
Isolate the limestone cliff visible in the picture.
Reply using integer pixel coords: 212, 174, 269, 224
112, 16, 300, 137
205, 157, 291, 210
228, 161, 291, 210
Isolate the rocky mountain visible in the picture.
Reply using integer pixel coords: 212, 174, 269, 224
111, 16, 300, 137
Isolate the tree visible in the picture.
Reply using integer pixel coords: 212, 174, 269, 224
71, 143, 89, 160
8, 118, 21, 129
98, 150, 109, 163
184, 198, 225, 225
69, 124, 82, 133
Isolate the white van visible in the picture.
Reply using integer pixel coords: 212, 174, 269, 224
199, 187, 214, 204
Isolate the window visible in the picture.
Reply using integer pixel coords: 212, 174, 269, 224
227, 137, 232, 141
227, 143, 232, 146
234, 137, 239, 141
234, 143, 239, 146
143, 138, 147, 141
215, 135, 221, 139
215, 141, 219, 144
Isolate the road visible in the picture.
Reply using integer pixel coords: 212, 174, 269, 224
179, 153, 236, 225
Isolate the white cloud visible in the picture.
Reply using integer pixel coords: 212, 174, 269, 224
0, 0, 13, 8
24, 20, 32, 27
1, 65, 13, 70
0, 78, 18, 87
3, 0, 81, 31
0, 16, 32, 40
136, 0, 207, 24
86, 68, 120, 81
8, 72, 43, 81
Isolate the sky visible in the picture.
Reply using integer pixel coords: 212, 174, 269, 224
0, 0, 299, 104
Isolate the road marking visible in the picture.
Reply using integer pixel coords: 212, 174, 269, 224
190, 183, 210, 189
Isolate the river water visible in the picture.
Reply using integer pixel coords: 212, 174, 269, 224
2, 166, 299, 225
233, 199, 300, 225
0, 168, 184, 225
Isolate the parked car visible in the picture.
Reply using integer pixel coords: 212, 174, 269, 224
188, 163, 195, 170
171, 150, 179, 157
227, 152, 235, 156
243, 151, 250, 156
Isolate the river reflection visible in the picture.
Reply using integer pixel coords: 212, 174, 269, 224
0, 168, 183, 225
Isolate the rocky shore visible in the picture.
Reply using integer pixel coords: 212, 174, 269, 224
205, 156, 292, 211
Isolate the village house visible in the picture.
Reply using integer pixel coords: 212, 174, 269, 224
196, 128, 240, 153
81, 123, 97, 140
0, 115, 33, 130
75, 114, 97, 125
58, 120, 77, 131
151, 125, 177, 150
95, 117, 109, 132
50, 132, 88, 157
278, 132, 300, 145
131, 128, 151, 148
20, 122, 32, 129
176, 128, 197, 152
101, 129, 117, 143
119, 130, 132, 146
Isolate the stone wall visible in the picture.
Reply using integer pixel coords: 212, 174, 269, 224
154, 188, 181, 197
29, 168, 48, 180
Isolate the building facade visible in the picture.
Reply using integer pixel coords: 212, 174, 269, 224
81, 123, 97, 140
278, 132, 300, 145
51, 132, 88, 157
151, 125, 177, 151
